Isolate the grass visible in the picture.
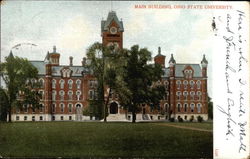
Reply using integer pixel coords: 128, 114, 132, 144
0, 122, 213, 158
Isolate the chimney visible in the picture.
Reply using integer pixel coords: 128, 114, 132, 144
82, 57, 86, 66
69, 56, 73, 66
53, 46, 56, 53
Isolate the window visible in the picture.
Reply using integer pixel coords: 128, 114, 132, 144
183, 80, 188, 89
59, 80, 65, 89
39, 78, 44, 88
166, 91, 169, 101
68, 80, 73, 89
16, 116, 19, 121
89, 80, 94, 88
32, 107, 35, 113
39, 104, 44, 113
177, 103, 181, 112
197, 103, 202, 113
69, 116, 72, 120
52, 91, 56, 101
52, 79, 56, 89
184, 69, 193, 78
184, 103, 188, 112
183, 91, 188, 100
59, 91, 64, 101
24, 116, 27, 121
190, 80, 194, 89
61, 116, 64, 121
76, 80, 81, 89
23, 104, 28, 113
164, 103, 169, 113
89, 90, 94, 100
197, 80, 201, 89
16, 107, 20, 113
40, 116, 43, 121
68, 103, 73, 113
62, 69, 72, 78
60, 103, 64, 113
164, 81, 169, 89
190, 91, 195, 100
52, 116, 55, 121
176, 80, 181, 89
197, 91, 202, 100
52, 104, 56, 113
76, 91, 81, 101
68, 91, 73, 100
176, 91, 181, 100
32, 116, 35, 121
190, 103, 195, 112
39, 91, 44, 100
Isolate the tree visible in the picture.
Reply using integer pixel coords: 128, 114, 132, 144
208, 96, 213, 120
0, 52, 41, 122
86, 42, 129, 121
121, 45, 165, 123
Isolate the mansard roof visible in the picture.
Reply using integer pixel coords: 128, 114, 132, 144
101, 11, 124, 32
30, 61, 46, 75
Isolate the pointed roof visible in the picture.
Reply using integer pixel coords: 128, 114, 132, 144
169, 54, 176, 63
9, 50, 14, 58
101, 11, 124, 32
201, 54, 208, 64
155, 47, 166, 58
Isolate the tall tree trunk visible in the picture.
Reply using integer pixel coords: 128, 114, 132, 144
132, 104, 136, 123
8, 105, 11, 122
104, 88, 111, 122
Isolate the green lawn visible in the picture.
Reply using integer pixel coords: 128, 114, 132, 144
165, 122, 213, 130
0, 122, 213, 158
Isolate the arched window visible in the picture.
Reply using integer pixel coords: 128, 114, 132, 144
197, 80, 201, 89
39, 78, 44, 88
52, 79, 56, 89
39, 90, 44, 100
59, 80, 65, 89
88, 90, 94, 100
184, 103, 188, 112
164, 81, 169, 89
39, 103, 44, 113
23, 104, 28, 113
197, 103, 202, 113
68, 80, 73, 89
68, 91, 73, 100
76, 79, 81, 89
60, 103, 64, 113
190, 80, 194, 89
190, 91, 195, 100
164, 103, 169, 113
197, 91, 202, 100
183, 91, 188, 100
59, 91, 64, 101
183, 80, 188, 89
176, 80, 181, 89
176, 91, 181, 100
52, 103, 56, 113
177, 103, 181, 112
68, 103, 73, 113
190, 103, 195, 112
76, 91, 81, 101
52, 91, 56, 101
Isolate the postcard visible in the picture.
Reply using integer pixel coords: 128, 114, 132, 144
0, 1, 249, 159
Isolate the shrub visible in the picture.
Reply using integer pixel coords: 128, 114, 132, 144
169, 118, 175, 122
197, 116, 203, 122
189, 116, 194, 122
178, 117, 183, 122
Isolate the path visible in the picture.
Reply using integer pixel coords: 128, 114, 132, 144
154, 123, 213, 133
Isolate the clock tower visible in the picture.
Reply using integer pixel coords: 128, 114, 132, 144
101, 11, 124, 49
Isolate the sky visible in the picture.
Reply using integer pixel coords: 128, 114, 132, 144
1, 1, 214, 97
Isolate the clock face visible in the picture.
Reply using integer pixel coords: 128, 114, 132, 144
110, 27, 117, 34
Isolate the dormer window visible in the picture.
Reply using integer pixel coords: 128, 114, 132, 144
61, 68, 72, 78
184, 69, 193, 78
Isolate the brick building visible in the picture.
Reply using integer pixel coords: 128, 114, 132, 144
11, 11, 208, 121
